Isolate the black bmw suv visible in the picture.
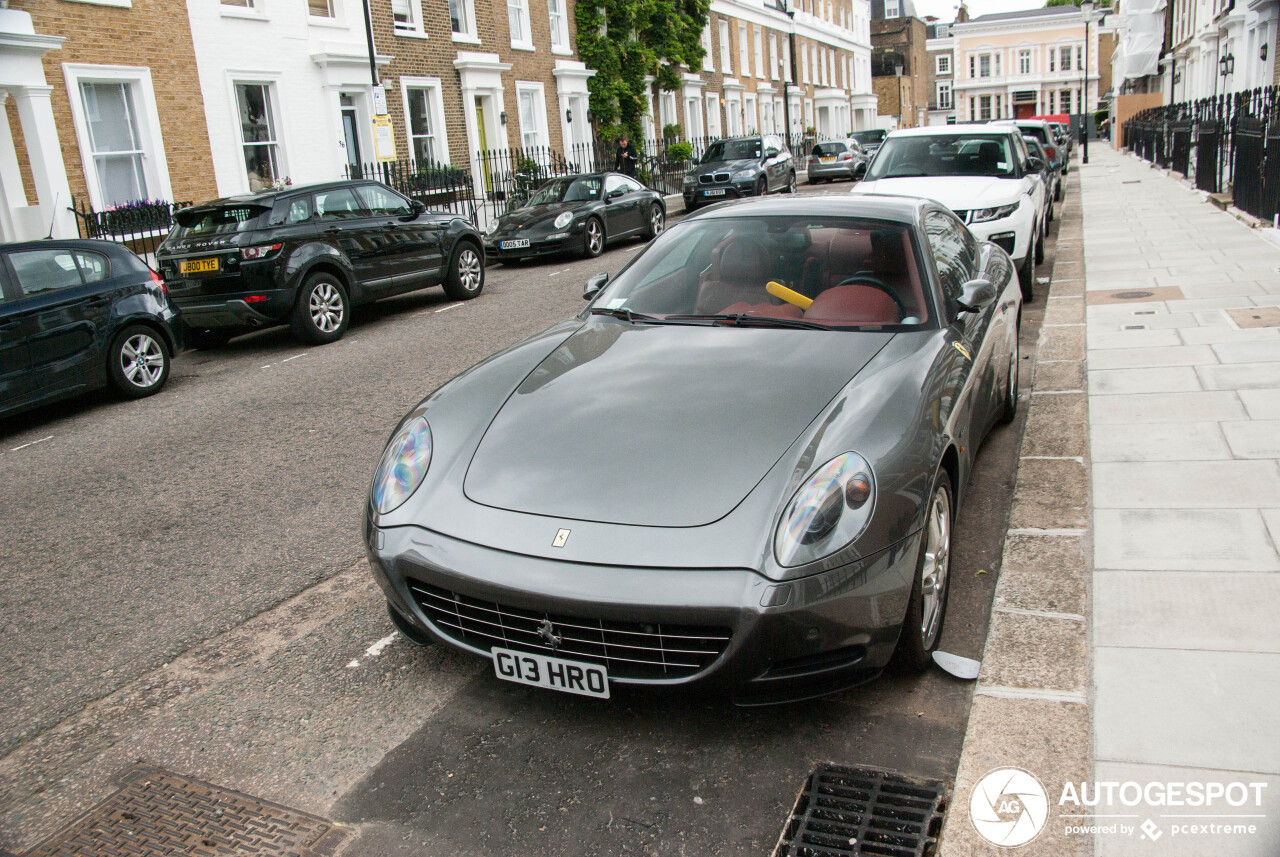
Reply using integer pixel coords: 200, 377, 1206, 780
681, 135, 796, 211
156, 180, 485, 348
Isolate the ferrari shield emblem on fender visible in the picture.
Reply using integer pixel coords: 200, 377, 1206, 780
953, 341, 972, 361
552, 528, 571, 548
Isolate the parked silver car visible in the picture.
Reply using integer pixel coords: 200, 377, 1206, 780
807, 140, 869, 183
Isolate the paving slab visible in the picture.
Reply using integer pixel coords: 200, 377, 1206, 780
1095, 647, 1280, 773
1094, 509, 1280, 571
1039, 325, 1086, 362
1088, 345, 1218, 370
1090, 391, 1246, 423
978, 612, 1086, 693
1086, 329, 1182, 350
1021, 393, 1087, 458
1093, 460, 1280, 509
1009, 458, 1088, 530
1221, 420, 1280, 459
1089, 421, 1231, 462
1213, 340, 1280, 363
1198, 362, 1280, 391
1264, 509, 1280, 550
1033, 361, 1084, 391
1180, 326, 1280, 346
1240, 389, 1280, 419
995, 534, 1087, 616
1088, 366, 1202, 395
1094, 570, 1280, 652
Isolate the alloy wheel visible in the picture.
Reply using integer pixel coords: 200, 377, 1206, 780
650, 208, 664, 236
310, 281, 344, 333
120, 333, 165, 389
920, 485, 951, 647
586, 220, 603, 255
456, 247, 482, 292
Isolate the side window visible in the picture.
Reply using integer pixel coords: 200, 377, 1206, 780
74, 251, 109, 284
8, 249, 85, 296
313, 188, 364, 221
286, 196, 313, 223
357, 184, 411, 216
924, 210, 972, 302
604, 175, 628, 196
619, 176, 644, 193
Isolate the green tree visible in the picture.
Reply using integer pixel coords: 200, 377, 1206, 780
575, 0, 712, 140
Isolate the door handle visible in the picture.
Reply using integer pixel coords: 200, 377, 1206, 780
325, 226, 343, 234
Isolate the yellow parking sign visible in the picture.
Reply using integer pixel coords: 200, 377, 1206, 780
372, 114, 397, 162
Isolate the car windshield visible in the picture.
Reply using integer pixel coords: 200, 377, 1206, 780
171, 204, 270, 238
812, 142, 849, 156
851, 130, 887, 146
700, 139, 762, 163
864, 134, 1017, 180
591, 215, 931, 329
527, 177, 603, 206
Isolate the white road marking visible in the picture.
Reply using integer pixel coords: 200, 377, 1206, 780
280, 353, 306, 363
548, 269, 568, 277
346, 659, 361, 668
434, 302, 465, 313
364, 633, 398, 658
10, 435, 53, 452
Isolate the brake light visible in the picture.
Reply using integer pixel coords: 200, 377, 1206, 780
150, 268, 167, 294
241, 243, 283, 260
839, 152, 852, 160
244, 295, 269, 303
1046, 146, 1057, 159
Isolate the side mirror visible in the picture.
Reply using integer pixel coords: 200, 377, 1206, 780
956, 278, 997, 313
410, 200, 427, 215
584, 272, 609, 300
606, 189, 624, 202
1026, 156, 1045, 172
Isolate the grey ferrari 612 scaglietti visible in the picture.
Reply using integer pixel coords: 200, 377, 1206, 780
364, 194, 1021, 704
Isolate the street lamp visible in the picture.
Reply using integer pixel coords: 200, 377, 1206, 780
894, 57, 905, 129
1081, 0, 1094, 164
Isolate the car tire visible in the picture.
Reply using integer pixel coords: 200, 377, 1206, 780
1055, 181, 1063, 202
107, 324, 170, 399
290, 272, 349, 345
756, 176, 768, 197
891, 474, 954, 673
582, 217, 605, 258
646, 204, 665, 239
1035, 225, 1046, 264
1019, 234, 1036, 301
184, 327, 232, 350
1000, 328, 1020, 425
783, 171, 797, 193
1047, 200, 1055, 224
442, 240, 485, 301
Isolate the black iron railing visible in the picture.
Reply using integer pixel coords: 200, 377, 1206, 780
1123, 86, 1280, 222
345, 159, 477, 222
70, 198, 192, 266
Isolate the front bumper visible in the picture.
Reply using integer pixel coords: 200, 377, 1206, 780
485, 229, 580, 261
968, 204, 1035, 267
683, 181, 759, 208
366, 522, 921, 704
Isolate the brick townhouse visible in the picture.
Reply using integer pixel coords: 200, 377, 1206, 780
1, 1, 216, 242
870, 0, 929, 128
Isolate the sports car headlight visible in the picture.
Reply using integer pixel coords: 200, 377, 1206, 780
970, 201, 1020, 223
371, 414, 433, 515
774, 452, 875, 568
731, 168, 758, 182
553, 211, 573, 229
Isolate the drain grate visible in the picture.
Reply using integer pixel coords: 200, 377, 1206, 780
23, 765, 344, 857
772, 764, 948, 857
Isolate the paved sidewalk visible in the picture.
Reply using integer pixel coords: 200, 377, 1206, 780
1082, 146, 1280, 855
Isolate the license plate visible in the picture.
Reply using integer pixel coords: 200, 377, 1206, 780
492, 646, 610, 698
819, 157, 836, 163
181, 257, 219, 275
703, 189, 726, 197
500, 239, 530, 250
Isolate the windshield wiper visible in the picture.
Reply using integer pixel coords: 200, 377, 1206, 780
589, 307, 663, 324
665, 313, 833, 330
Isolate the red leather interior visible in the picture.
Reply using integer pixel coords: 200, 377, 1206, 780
720, 301, 805, 319
804, 285, 899, 324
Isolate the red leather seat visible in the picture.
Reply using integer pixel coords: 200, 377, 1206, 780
696, 238, 772, 313
822, 230, 874, 289
804, 285, 899, 325
720, 301, 805, 319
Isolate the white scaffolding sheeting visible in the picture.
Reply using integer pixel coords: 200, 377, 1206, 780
1117, 0, 1167, 82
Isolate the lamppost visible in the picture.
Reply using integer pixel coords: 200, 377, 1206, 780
1081, 0, 1093, 164
1218, 51, 1235, 95
894, 57, 905, 129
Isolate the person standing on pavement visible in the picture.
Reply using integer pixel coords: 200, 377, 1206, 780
615, 137, 639, 176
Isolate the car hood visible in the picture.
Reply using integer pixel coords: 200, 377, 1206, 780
854, 176, 1021, 210
688, 158, 759, 177
463, 322, 893, 527
495, 202, 579, 232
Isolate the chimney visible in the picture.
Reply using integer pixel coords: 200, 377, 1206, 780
955, 3, 969, 22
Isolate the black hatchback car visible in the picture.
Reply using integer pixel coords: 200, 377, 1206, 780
681, 135, 796, 210
0, 239, 178, 419
156, 181, 485, 347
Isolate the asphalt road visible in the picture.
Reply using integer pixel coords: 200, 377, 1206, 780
0, 183, 1057, 854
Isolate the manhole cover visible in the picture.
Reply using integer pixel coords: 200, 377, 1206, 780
1227, 306, 1280, 329
772, 763, 948, 857
1113, 291, 1155, 300
24, 765, 344, 857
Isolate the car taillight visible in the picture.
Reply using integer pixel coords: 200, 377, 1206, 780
241, 243, 283, 260
150, 268, 167, 294
839, 152, 852, 160
244, 295, 269, 303
1046, 147, 1057, 159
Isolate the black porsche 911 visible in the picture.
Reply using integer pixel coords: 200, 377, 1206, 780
483, 172, 665, 262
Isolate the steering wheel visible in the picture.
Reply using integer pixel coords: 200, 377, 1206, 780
888, 163, 924, 177
834, 274, 907, 319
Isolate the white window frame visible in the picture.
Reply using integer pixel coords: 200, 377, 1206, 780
307, 0, 338, 20
219, 0, 265, 20
769, 35, 779, 81
705, 92, 722, 138
743, 92, 758, 133
936, 54, 950, 75
400, 77, 450, 165
1018, 49, 1031, 75
62, 64, 173, 209
936, 80, 951, 110
392, 0, 427, 37
719, 20, 732, 74
782, 40, 791, 82
726, 93, 742, 135
979, 54, 991, 78
995, 52, 1001, 76
1060, 46, 1072, 71
449, 0, 480, 43
738, 24, 750, 81
508, 0, 534, 51
702, 23, 715, 71
229, 76, 288, 194
801, 39, 810, 83
754, 27, 765, 79
515, 82, 549, 148
885, 0, 899, 18
659, 90, 677, 131
548, 0, 570, 53
684, 94, 703, 139
978, 94, 992, 121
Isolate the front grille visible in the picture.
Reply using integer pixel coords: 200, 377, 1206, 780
699, 173, 731, 184
953, 210, 970, 224
409, 581, 731, 680
773, 764, 948, 857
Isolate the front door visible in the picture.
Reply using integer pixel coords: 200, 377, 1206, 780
475, 96, 492, 194
340, 94, 363, 171
312, 185, 394, 296
1015, 103, 1035, 119
0, 268, 32, 409
602, 175, 644, 236
355, 183, 444, 290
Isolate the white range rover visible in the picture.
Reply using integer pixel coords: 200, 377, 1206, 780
852, 124, 1046, 299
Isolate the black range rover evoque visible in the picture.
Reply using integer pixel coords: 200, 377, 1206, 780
156, 180, 485, 348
